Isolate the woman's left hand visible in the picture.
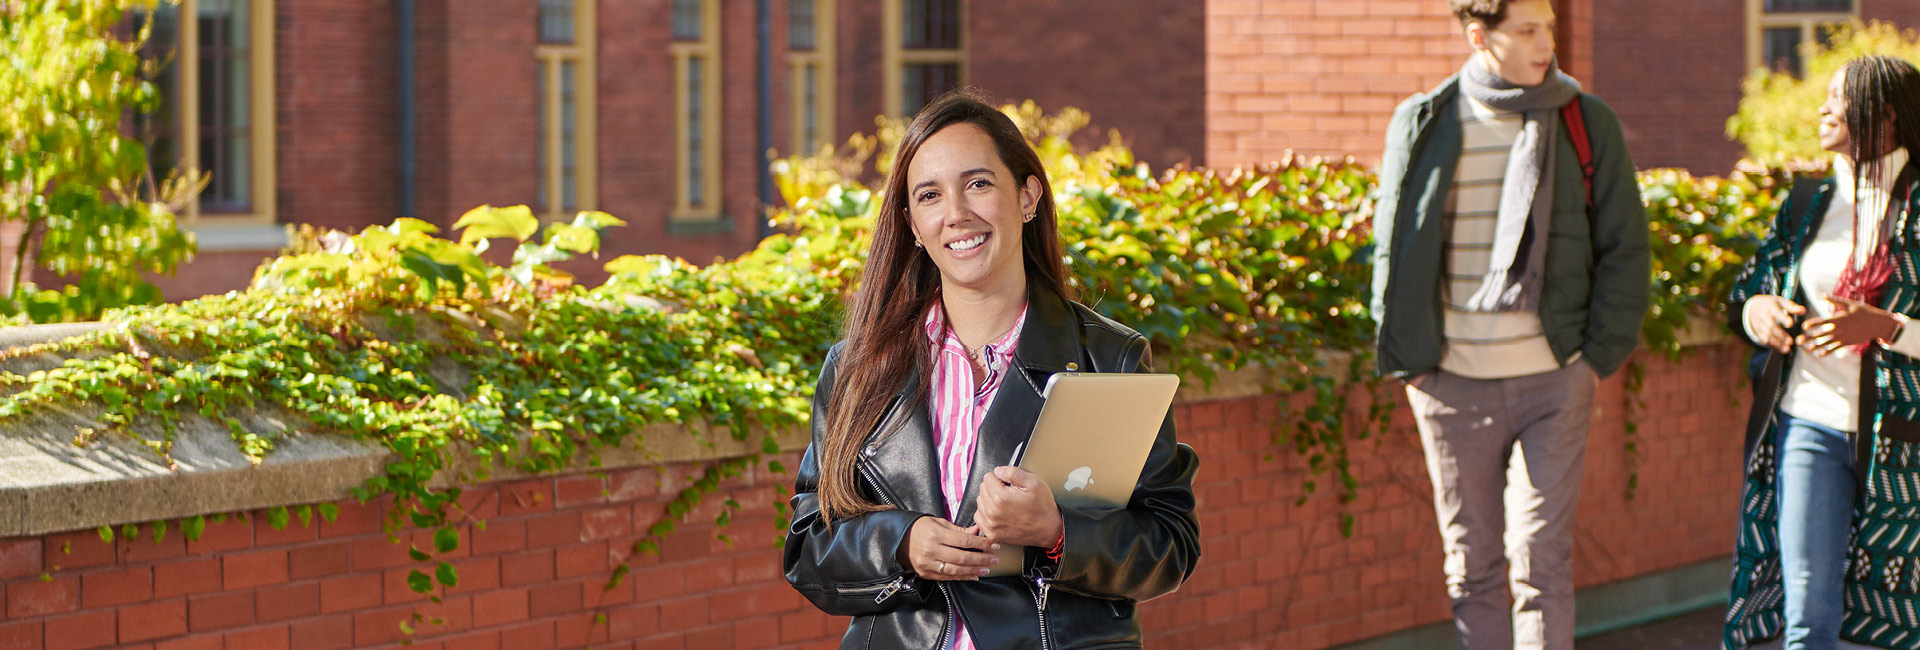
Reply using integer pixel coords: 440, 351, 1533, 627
975, 466, 1065, 548
1799, 296, 1903, 357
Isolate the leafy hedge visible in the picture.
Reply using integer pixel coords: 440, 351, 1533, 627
0, 104, 1791, 594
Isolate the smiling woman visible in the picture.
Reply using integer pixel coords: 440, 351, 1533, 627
1722, 56, 1920, 650
782, 93, 1201, 649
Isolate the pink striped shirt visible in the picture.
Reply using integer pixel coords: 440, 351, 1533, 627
924, 302, 1027, 650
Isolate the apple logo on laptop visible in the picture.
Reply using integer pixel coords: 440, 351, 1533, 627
1065, 466, 1095, 492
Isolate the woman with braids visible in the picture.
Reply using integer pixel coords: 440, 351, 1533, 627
781, 93, 1200, 649
1724, 55, 1920, 650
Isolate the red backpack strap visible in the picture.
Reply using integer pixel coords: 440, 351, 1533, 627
1561, 97, 1596, 209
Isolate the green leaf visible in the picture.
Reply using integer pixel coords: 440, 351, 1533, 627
603, 255, 671, 277
435, 561, 458, 588
605, 563, 631, 591
152, 520, 167, 545
317, 504, 339, 524
266, 507, 290, 531
544, 223, 601, 255
384, 218, 442, 237
454, 205, 540, 245
399, 250, 467, 295
408, 546, 430, 562
570, 210, 627, 230
97, 526, 113, 544
296, 506, 313, 529
182, 516, 207, 542
407, 569, 433, 594
433, 528, 459, 554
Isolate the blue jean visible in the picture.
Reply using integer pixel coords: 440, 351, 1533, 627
1774, 411, 1857, 650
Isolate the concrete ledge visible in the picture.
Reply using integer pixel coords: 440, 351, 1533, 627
1329, 557, 1731, 650
186, 223, 291, 252
0, 317, 804, 538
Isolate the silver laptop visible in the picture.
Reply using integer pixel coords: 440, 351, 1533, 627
984, 372, 1180, 576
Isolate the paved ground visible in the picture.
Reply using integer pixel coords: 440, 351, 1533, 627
1577, 606, 1725, 650
1575, 607, 1883, 650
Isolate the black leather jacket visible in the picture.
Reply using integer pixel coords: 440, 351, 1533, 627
784, 287, 1202, 649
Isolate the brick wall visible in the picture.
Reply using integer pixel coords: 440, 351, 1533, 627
1862, 0, 1920, 24
145, 252, 276, 302
275, 1, 400, 233
969, 1, 1207, 169
1205, 0, 1463, 169
433, 0, 541, 234
150, 0, 1212, 299
1584, 0, 1747, 175
0, 344, 1750, 649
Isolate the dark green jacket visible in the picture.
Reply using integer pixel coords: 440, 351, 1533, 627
1369, 75, 1650, 378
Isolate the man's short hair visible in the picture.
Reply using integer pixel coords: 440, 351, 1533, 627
1449, 0, 1512, 29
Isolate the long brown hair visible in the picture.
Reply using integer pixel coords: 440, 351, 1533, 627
816, 92, 1073, 522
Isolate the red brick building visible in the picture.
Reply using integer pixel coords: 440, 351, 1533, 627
145, 0, 1204, 300
1207, 0, 1920, 172
145, 0, 1917, 300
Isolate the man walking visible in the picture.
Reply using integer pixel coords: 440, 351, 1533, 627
1368, 1, 1649, 648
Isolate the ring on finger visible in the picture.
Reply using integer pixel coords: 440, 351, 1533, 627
938, 561, 946, 574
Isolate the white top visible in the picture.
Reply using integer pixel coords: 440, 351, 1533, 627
1439, 95, 1564, 379
1754, 148, 1915, 431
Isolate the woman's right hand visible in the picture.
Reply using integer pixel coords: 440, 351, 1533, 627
900, 517, 999, 581
1746, 295, 1806, 353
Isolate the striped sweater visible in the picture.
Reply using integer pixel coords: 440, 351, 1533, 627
1438, 95, 1562, 379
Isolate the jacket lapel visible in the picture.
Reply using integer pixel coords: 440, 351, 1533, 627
862, 375, 944, 515
952, 287, 1082, 527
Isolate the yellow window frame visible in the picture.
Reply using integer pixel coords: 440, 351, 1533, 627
1745, 0, 1857, 74
672, 0, 723, 221
536, 0, 598, 220
882, 0, 967, 119
788, 0, 836, 155
168, 0, 277, 225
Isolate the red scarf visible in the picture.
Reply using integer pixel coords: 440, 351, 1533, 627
1831, 183, 1912, 352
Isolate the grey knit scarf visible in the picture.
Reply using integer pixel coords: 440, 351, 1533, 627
1455, 57, 1582, 312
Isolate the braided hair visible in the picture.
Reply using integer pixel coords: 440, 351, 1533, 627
1842, 55, 1920, 194
1829, 56, 1920, 309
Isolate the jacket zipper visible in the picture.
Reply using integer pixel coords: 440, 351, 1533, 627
1025, 567, 1054, 650
938, 584, 955, 650
857, 459, 950, 649
836, 574, 915, 603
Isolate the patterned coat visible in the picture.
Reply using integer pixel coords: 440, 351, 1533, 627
1724, 174, 1920, 650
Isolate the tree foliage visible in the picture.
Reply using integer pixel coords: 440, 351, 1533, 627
1728, 20, 1920, 166
0, 0, 197, 324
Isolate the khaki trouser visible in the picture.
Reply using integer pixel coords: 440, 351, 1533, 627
1406, 360, 1598, 650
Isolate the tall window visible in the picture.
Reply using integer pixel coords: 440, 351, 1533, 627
673, 0, 722, 220
1749, 0, 1856, 77
788, 0, 835, 155
138, 0, 276, 223
537, 0, 597, 218
884, 0, 964, 118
